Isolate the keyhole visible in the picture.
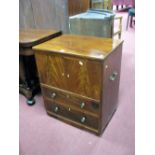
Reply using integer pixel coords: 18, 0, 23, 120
79, 61, 83, 66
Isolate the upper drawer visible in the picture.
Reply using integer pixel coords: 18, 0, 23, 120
41, 85, 100, 116
35, 53, 102, 100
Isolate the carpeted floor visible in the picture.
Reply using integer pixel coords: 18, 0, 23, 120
19, 12, 135, 155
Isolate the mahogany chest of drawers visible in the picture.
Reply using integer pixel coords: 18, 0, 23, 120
33, 35, 123, 135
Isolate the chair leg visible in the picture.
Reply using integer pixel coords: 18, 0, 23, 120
118, 32, 121, 39
126, 14, 130, 30
130, 16, 133, 27
133, 18, 135, 26
116, 5, 118, 10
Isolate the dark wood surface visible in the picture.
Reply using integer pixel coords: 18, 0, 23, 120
41, 85, 100, 116
35, 53, 102, 100
45, 98, 99, 129
19, 54, 39, 104
101, 44, 123, 133
33, 34, 123, 60
68, 0, 90, 16
19, 29, 62, 48
19, 29, 62, 104
34, 34, 123, 134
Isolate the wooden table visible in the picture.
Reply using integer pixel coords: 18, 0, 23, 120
19, 29, 61, 105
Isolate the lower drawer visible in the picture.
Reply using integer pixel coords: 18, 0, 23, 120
41, 85, 100, 115
44, 98, 99, 130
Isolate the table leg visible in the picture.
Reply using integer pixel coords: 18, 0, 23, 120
19, 55, 40, 105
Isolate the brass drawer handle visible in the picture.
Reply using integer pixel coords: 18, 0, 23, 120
54, 106, 59, 113
81, 116, 86, 123
80, 102, 85, 109
51, 92, 56, 99
109, 71, 118, 81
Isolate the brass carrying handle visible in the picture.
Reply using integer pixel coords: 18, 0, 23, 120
109, 71, 118, 81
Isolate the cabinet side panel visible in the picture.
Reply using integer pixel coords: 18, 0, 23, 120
101, 44, 123, 131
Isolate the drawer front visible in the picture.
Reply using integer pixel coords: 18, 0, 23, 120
41, 86, 100, 115
35, 53, 102, 100
44, 99, 99, 129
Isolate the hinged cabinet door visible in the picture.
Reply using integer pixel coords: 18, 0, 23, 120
35, 53, 102, 100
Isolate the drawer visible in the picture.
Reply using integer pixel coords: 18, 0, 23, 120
41, 85, 100, 115
44, 98, 99, 130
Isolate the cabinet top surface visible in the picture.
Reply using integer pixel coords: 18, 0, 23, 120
19, 29, 61, 47
33, 34, 123, 60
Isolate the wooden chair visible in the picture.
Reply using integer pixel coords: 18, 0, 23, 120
91, 0, 104, 9
126, 8, 135, 30
90, 0, 122, 39
104, 0, 112, 10
113, 16, 123, 39
91, 0, 112, 10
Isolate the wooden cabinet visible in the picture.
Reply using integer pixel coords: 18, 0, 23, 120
33, 35, 123, 135
19, 0, 90, 33
68, 0, 90, 16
